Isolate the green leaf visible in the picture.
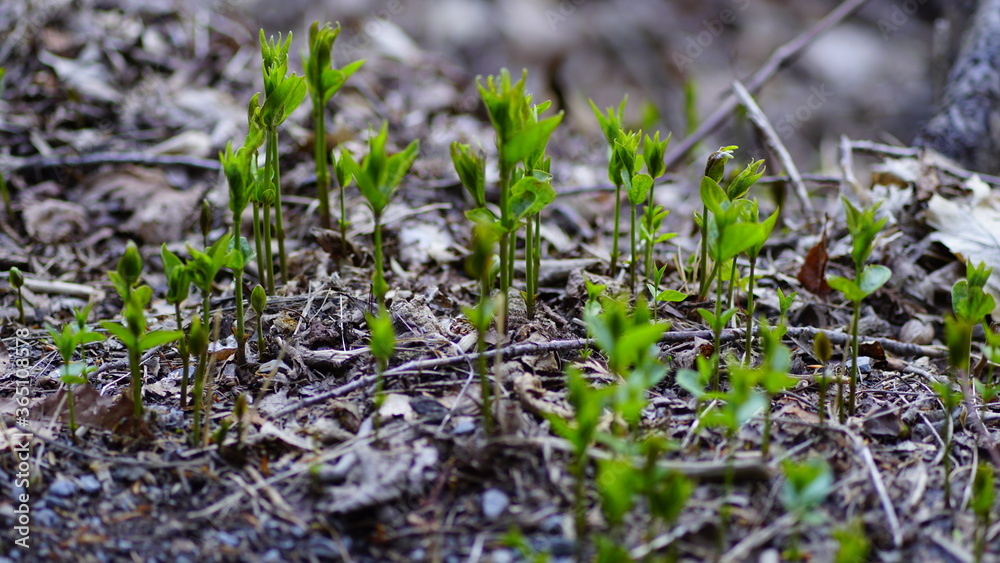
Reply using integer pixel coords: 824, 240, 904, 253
366, 308, 396, 361
138, 330, 183, 351
827, 276, 863, 303
100, 321, 137, 349
700, 176, 727, 216
655, 289, 686, 302
857, 264, 891, 297
450, 142, 486, 207
726, 159, 765, 200
502, 113, 563, 168
713, 221, 766, 263
627, 173, 653, 205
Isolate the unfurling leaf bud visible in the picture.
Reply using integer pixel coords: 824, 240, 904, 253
117, 240, 143, 288
251, 284, 267, 315
9, 266, 23, 289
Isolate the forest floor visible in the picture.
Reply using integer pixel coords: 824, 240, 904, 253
1, 1, 999, 562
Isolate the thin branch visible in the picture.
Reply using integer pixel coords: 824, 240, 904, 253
662, 0, 872, 171
732, 80, 814, 222
2, 151, 221, 173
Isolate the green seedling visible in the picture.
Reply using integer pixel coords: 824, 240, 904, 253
332, 147, 355, 254
366, 305, 396, 435
222, 96, 265, 362
512, 170, 556, 318
46, 320, 104, 441
187, 315, 208, 445
162, 245, 192, 407
480, 69, 563, 325
259, 29, 307, 285
952, 260, 995, 373
304, 21, 364, 231
757, 324, 795, 456
699, 175, 769, 389
584, 296, 670, 390
186, 233, 235, 328
346, 122, 419, 309
251, 284, 267, 356
100, 284, 182, 421
614, 129, 651, 298
741, 198, 778, 364
547, 367, 613, 547
464, 221, 501, 434
451, 142, 487, 211
590, 97, 627, 275
812, 332, 833, 426
833, 517, 870, 563
697, 146, 736, 299
9, 266, 24, 324
109, 240, 143, 304
646, 263, 685, 322
827, 197, 889, 420
776, 287, 797, 327
971, 463, 994, 563
780, 458, 832, 560
939, 314, 975, 508
641, 131, 670, 283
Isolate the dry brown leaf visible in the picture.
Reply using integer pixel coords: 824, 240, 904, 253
797, 231, 831, 298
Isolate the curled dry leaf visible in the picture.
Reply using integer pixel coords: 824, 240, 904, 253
797, 231, 831, 298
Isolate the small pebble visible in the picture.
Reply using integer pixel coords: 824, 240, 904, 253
482, 488, 509, 520
78, 475, 101, 494
452, 418, 476, 435
48, 478, 76, 497
899, 319, 934, 345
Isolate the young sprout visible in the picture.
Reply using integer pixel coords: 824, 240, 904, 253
464, 221, 501, 433
781, 458, 833, 560
9, 266, 24, 324
251, 284, 267, 356
827, 198, 890, 419
186, 233, 235, 328
109, 240, 143, 304
939, 314, 974, 508
642, 131, 671, 283
332, 147, 355, 255
812, 331, 833, 426
304, 21, 364, 231
259, 29, 307, 285
221, 139, 261, 366
833, 518, 870, 563
971, 463, 994, 563
347, 122, 419, 310
162, 245, 192, 407
187, 315, 208, 445
366, 305, 395, 435
46, 321, 104, 441
590, 97, 627, 274
741, 198, 778, 364
100, 285, 182, 421
697, 146, 737, 299
479, 69, 563, 325
698, 173, 768, 389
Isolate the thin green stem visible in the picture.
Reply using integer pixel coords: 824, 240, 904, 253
373, 214, 385, 310
175, 304, 189, 409
252, 202, 264, 287
698, 204, 710, 299
744, 258, 757, 366
630, 204, 637, 300
525, 216, 535, 319
477, 316, 493, 435
849, 301, 860, 416
191, 350, 206, 447
611, 182, 622, 274
269, 128, 289, 283
644, 188, 655, 283
498, 159, 512, 331
129, 345, 142, 419
713, 267, 724, 392
262, 201, 275, 294
314, 103, 331, 230
234, 268, 246, 365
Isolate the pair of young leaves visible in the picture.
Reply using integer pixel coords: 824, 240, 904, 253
698, 163, 775, 266
453, 142, 556, 230
827, 198, 892, 305
590, 98, 670, 205
477, 69, 563, 172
